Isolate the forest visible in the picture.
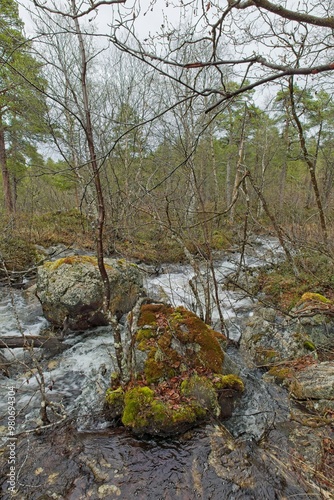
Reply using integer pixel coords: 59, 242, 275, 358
0, 2, 334, 497
1, 0, 334, 286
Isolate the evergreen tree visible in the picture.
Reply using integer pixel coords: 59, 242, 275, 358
0, 0, 47, 212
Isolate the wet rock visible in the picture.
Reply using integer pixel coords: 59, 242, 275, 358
289, 361, 334, 401
105, 304, 244, 436
241, 304, 333, 366
36, 256, 144, 330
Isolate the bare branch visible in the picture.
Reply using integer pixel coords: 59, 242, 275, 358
205, 62, 334, 113
230, 0, 334, 28
32, 0, 126, 20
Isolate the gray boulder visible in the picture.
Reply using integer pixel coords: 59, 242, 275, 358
240, 305, 334, 366
289, 361, 334, 401
36, 256, 143, 330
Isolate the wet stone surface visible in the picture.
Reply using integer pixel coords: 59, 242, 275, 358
0, 239, 332, 498
0, 423, 318, 499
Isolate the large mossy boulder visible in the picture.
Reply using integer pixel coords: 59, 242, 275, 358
36, 256, 143, 330
104, 304, 244, 436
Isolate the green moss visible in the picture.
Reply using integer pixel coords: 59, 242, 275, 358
122, 386, 155, 428
303, 340, 316, 351
267, 366, 294, 382
44, 255, 115, 271
0, 237, 37, 273
211, 374, 245, 393
136, 328, 156, 342
105, 387, 125, 406
300, 292, 331, 304
181, 374, 220, 416
121, 385, 206, 434
104, 387, 125, 420
144, 356, 166, 383
171, 403, 206, 424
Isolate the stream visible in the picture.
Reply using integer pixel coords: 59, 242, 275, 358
0, 237, 326, 498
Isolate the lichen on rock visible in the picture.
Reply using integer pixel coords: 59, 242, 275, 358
36, 256, 144, 330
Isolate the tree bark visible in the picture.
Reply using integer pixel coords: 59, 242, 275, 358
71, 0, 111, 312
0, 116, 14, 213
0, 336, 64, 349
288, 77, 328, 246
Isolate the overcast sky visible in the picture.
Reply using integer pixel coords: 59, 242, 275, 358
18, 0, 184, 39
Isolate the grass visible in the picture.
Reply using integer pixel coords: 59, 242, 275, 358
256, 247, 334, 310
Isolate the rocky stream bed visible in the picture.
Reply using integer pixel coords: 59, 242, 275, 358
0, 237, 333, 499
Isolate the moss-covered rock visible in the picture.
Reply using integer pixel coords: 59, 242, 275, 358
134, 304, 226, 383
105, 303, 244, 436
120, 385, 206, 436
241, 305, 333, 368
36, 256, 144, 329
104, 387, 125, 420
180, 374, 220, 417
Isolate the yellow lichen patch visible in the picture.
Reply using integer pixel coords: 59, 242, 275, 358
34, 467, 43, 475
98, 484, 121, 498
44, 255, 113, 271
300, 292, 331, 304
267, 366, 294, 383
47, 472, 59, 484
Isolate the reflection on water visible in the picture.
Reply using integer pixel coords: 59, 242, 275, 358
0, 422, 312, 499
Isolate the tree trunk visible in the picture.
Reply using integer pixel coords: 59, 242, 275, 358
288, 78, 328, 246
0, 117, 14, 213
279, 118, 290, 215
230, 105, 247, 223
72, 0, 110, 312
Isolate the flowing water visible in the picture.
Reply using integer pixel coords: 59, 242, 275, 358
0, 237, 324, 498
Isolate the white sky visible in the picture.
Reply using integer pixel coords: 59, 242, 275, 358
18, 0, 183, 39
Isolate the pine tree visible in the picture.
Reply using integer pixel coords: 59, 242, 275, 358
0, 0, 47, 212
